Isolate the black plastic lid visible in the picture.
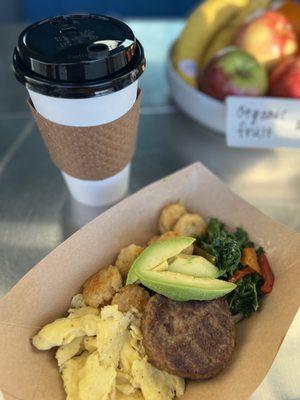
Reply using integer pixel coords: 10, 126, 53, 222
13, 14, 145, 98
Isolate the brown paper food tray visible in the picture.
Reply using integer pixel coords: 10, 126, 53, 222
0, 162, 299, 400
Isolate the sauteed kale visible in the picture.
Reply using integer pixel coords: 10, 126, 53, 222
196, 218, 269, 318
198, 218, 241, 279
227, 274, 263, 318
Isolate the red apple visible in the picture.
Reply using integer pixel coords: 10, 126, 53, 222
269, 56, 300, 98
199, 47, 268, 101
234, 11, 298, 68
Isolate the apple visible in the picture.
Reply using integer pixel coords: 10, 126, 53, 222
269, 56, 300, 98
199, 47, 268, 101
234, 10, 298, 68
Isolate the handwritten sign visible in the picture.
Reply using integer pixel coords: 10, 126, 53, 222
226, 96, 300, 148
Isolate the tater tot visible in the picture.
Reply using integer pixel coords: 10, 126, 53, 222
158, 203, 186, 233
83, 265, 122, 308
147, 235, 160, 245
148, 231, 193, 255
115, 244, 144, 279
173, 213, 207, 238
148, 231, 178, 245
111, 285, 150, 313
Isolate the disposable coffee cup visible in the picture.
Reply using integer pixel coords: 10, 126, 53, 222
13, 14, 145, 206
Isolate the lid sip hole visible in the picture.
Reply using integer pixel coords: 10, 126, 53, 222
87, 42, 109, 60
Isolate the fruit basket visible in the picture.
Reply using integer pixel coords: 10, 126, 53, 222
168, 0, 300, 135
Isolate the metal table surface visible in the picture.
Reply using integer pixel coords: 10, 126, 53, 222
0, 20, 299, 399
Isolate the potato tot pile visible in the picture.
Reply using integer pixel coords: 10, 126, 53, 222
158, 203, 186, 233
158, 202, 207, 238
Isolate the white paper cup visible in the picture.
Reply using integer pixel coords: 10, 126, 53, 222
28, 81, 138, 206
13, 14, 145, 207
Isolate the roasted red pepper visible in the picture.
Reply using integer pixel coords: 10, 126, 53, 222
258, 253, 274, 294
229, 266, 254, 283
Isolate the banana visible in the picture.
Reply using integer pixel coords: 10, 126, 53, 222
202, 0, 271, 66
172, 0, 249, 87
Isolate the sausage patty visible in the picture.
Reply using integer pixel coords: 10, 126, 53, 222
142, 294, 235, 380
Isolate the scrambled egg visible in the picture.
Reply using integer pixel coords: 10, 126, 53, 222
61, 352, 89, 398
56, 337, 84, 368
132, 360, 185, 400
32, 301, 185, 400
83, 336, 97, 353
68, 306, 99, 319
32, 307, 99, 350
97, 306, 133, 367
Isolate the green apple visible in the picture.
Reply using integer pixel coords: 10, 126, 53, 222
199, 46, 268, 101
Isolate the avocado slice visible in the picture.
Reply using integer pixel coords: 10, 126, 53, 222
126, 237, 195, 284
153, 260, 169, 272
137, 270, 236, 301
168, 254, 219, 278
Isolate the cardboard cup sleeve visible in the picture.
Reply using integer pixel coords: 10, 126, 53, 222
28, 90, 141, 180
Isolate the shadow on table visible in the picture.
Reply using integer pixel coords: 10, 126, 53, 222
61, 190, 131, 240
61, 196, 109, 239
